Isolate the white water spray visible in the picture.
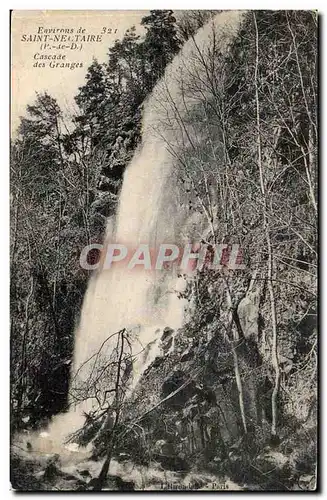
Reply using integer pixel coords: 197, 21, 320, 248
28, 11, 245, 452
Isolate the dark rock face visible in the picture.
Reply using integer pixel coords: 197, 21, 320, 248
180, 346, 194, 362
129, 319, 266, 472
88, 474, 135, 491
162, 370, 198, 407
79, 469, 91, 478
113, 272, 315, 489
153, 453, 189, 471
161, 327, 174, 342
108, 475, 135, 491
43, 454, 61, 481
161, 327, 175, 354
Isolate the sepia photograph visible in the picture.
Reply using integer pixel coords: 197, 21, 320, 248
10, 9, 318, 491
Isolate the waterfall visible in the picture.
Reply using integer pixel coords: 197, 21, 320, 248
29, 10, 245, 451
74, 8, 244, 373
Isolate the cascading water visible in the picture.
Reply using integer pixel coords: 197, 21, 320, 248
24, 10, 245, 454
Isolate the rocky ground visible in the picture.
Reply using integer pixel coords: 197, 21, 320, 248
11, 430, 316, 492
10, 323, 317, 492
11, 441, 244, 491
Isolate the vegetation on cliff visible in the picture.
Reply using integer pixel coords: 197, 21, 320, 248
11, 10, 317, 491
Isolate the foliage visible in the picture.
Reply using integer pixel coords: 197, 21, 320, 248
10, 11, 181, 429
10, 10, 317, 491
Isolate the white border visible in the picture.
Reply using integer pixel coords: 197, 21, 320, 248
2, 2, 324, 498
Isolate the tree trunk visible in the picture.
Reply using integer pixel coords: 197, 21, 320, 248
223, 277, 247, 435
92, 448, 113, 491
93, 330, 125, 490
253, 12, 280, 436
16, 275, 34, 419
